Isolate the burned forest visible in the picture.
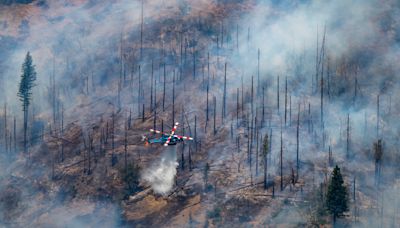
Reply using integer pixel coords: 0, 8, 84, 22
1, 0, 400, 227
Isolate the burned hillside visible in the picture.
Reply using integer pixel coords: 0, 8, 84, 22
1, 0, 400, 227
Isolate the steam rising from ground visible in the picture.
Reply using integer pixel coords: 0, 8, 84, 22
142, 147, 178, 195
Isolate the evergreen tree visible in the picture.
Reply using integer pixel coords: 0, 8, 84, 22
18, 52, 36, 154
121, 163, 141, 196
326, 165, 348, 224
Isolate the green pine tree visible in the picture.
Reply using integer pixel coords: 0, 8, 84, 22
18, 52, 36, 154
326, 165, 348, 224
121, 163, 141, 196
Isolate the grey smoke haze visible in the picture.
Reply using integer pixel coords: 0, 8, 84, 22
0, 0, 399, 226
221, 0, 400, 160
208, 0, 400, 225
0, 0, 211, 225
0, 0, 215, 117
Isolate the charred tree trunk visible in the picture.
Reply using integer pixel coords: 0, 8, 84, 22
192, 50, 196, 79
88, 131, 92, 175
247, 118, 250, 164
4, 103, 7, 152
377, 95, 380, 138
320, 26, 326, 127
105, 122, 109, 144
207, 52, 210, 83
163, 64, 166, 112
128, 109, 132, 129
138, 65, 141, 117
257, 48, 260, 94
237, 88, 239, 128
142, 104, 145, 122
277, 76, 280, 112
24, 105, 28, 154
181, 113, 185, 171
285, 77, 288, 126
124, 121, 128, 173
256, 127, 259, 176
289, 96, 292, 126
308, 103, 311, 133
374, 139, 383, 187
263, 134, 269, 190
180, 33, 184, 80
140, 0, 143, 59
213, 96, 217, 135
296, 103, 300, 178
206, 78, 209, 123
346, 114, 350, 159
221, 22, 224, 48
61, 104, 64, 162
251, 76, 254, 120
13, 116, 16, 153
241, 76, 244, 118
315, 27, 319, 94
112, 111, 117, 166
250, 116, 254, 185
223, 62, 227, 120
272, 181, 275, 198
262, 87, 265, 128
150, 60, 154, 111
189, 146, 192, 171
280, 121, 283, 191
172, 70, 175, 126
194, 115, 197, 152
153, 105, 157, 131
327, 56, 331, 100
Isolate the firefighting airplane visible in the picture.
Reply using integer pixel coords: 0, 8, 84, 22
142, 122, 193, 146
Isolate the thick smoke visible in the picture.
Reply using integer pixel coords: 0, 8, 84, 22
142, 147, 178, 195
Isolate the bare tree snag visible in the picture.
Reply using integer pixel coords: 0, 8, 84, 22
296, 103, 300, 178
280, 120, 283, 191
213, 96, 216, 135
223, 62, 227, 120
163, 63, 166, 111
277, 76, 280, 112
285, 77, 287, 126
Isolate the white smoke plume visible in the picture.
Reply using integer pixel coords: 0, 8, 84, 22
142, 147, 178, 195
